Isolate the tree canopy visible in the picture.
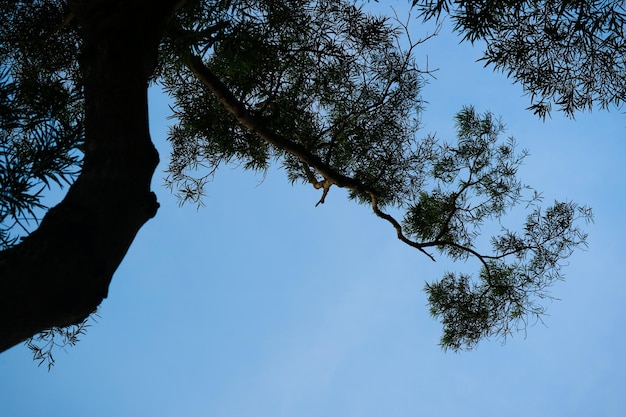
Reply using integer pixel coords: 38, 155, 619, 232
0, 0, 592, 361
413, 0, 626, 117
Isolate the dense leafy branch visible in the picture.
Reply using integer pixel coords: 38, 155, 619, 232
160, 0, 591, 350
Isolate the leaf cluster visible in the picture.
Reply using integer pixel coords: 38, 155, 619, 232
413, 0, 626, 117
25, 311, 97, 371
426, 202, 591, 351
400, 106, 592, 350
404, 108, 526, 248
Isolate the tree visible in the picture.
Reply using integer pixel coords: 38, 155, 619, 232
412, 0, 626, 117
0, 0, 590, 358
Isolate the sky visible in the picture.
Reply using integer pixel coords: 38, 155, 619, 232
1, 2, 625, 416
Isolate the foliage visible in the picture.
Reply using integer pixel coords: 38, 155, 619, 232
413, 0, 626, 117
26, 311, 96, 371
0, 1, 84, 248
418, 110, 591, 350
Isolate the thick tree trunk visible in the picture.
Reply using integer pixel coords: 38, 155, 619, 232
0, 0, 183, 353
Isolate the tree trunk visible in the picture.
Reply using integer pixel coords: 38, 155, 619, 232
0, 0, 184, 353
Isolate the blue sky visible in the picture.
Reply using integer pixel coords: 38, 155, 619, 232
1, 2, 625, 416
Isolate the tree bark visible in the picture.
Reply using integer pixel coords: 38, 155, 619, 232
0, 0, 184, 353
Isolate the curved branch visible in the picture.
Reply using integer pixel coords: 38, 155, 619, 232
368, 193, 436, 261
420, 239, 494, 282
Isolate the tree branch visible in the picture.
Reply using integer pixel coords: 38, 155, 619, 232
183, 52, 442, 261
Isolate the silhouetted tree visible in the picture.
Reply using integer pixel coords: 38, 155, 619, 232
0, 0, 590, 362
